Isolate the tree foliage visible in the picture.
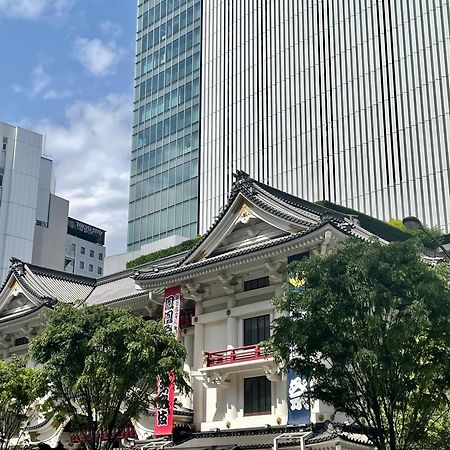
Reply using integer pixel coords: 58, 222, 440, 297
0, 356, 43, 450
388, 219, 444, 250
29, 304, 188, 450
271, 239, 450, 450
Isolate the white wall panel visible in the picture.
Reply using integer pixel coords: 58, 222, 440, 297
199, 0, 450, 234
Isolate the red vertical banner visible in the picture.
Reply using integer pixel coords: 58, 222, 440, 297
154, 286, 181, 436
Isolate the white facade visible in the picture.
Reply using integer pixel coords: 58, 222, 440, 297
32, 194, 69, 271
0, 123, 47, 283
199, 0, 450, 235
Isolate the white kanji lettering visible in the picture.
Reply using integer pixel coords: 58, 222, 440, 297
288, 376, 307, 398
288, 376, 309, 411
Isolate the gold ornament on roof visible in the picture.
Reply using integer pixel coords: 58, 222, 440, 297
238, 204, 253, 224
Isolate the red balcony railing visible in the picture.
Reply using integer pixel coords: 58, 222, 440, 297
204, 344, 272, 367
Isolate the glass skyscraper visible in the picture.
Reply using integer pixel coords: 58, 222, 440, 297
128, 0, 201, 251
130, 0, 450, 251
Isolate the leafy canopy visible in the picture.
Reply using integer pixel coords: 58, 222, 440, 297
388, 218, 443, 250
0, 356, 43, 450
271, 239, 450, 450
29, 304, 188, 450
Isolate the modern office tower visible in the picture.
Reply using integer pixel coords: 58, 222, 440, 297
130, 1, 450, 248
0, 123, 47, 283
199, 1, 450, 234
128, 0, 202, 251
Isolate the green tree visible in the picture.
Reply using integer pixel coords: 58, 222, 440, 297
420, 402, 450, 450
29, 304, 188, 450
271, 239, 450, 450
0, 356, 43, 450
388, 219, 443, 250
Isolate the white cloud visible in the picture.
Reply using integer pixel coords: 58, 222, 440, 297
35, 94, 133, 255
99, 21, 123, 38
31, 64, 51, 96
0, 0, 74, 19
43, 89, 72, 100
73, 37, 122, 77
14, 63, 66, 100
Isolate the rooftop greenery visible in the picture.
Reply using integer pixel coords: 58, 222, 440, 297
316, 200, 412, 242
126, 236, 201, 269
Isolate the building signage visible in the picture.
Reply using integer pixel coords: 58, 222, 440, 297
70, 424, 137, 443
154, 286, 181, 436
287, 370, 310, 425
287, 252, 309, 293
287, 253, 310, 424
67, 217, 105, 245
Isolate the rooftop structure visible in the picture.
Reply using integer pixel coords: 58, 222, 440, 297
0, 173, 422, 449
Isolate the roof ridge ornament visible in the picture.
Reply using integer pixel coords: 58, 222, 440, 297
233, 170, 250, 181
10, 258, 25, 276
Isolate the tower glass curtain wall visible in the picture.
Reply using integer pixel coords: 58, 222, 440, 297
199, 1, 450, 234
128, 0, 202, 251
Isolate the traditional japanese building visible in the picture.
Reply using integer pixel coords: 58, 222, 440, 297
0, 172, 412, 450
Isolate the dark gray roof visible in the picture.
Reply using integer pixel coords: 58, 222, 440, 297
7, 259, 95, 303
134, 219, 355, 282
0, 259, 151, 323
307, 429, 373, 447
171, 424, 373, 450
172, 427, 308, 450
86, 275, 148, 306
177, 171, 352, 265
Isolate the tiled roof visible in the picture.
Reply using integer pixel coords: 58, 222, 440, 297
134, 222, 331, 281
171, 424, 373, 450
0, 259, 150, 323
178, 171, 349, 265
172, 426, 308, 450
86, 275, 148, 306
12, 260, 95, 303
307, 425, 373, 447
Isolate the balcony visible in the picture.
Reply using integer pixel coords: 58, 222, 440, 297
195, 344, 279, 388
204, 344, 272, 367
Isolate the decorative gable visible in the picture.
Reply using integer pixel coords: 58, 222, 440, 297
0, 277, 42, 319
183, 173, 333, 265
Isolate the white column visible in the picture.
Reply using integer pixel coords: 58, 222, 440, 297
226, 294, 238, 421
184, 333, 195, 368
226, 294, 238, 348
192, 301, 204, 428
225, 373, 238, 421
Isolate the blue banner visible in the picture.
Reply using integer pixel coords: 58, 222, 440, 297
287, 370, 310, 425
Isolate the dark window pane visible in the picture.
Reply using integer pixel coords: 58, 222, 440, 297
243, 314, 270, 346
243, 276, 270, 292
244, 377, 271, 415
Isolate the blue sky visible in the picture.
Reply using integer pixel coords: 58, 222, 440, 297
0, 0, 137, 255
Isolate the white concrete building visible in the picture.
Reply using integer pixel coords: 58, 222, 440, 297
0, 173, 410, 450
0, 123, 50, 283
65, 217, 106, 278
